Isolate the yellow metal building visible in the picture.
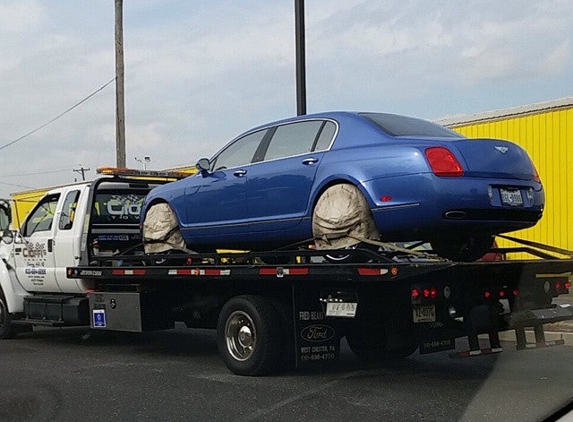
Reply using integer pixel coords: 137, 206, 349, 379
9, 187, 50, 229
439, 97, 573, 253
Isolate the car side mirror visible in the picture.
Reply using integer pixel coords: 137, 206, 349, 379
196, 158, 211, 173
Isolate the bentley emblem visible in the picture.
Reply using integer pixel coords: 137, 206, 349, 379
495, 146, 509, 153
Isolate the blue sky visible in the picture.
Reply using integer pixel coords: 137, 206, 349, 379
1, 0, 572, 197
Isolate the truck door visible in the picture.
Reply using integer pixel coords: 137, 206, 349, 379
52, 188, 84, 293
13, 193, 61, 292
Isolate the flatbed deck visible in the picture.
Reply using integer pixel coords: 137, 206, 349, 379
66, 247, 573, 374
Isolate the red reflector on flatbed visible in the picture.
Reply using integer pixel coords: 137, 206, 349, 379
259, 268, 309, 276
111, 269, 147, 276
358, 268, 391, 276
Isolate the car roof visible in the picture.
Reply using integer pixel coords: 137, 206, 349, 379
247, 111, 363, 131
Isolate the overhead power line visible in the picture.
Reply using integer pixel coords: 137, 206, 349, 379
0, 77, 116, 153
0, 181, 36, 190
0, 168, 71, 178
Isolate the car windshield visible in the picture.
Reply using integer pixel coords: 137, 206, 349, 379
361, 112, 462, 138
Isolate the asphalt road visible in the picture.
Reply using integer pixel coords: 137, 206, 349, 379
0, 324, 572, 422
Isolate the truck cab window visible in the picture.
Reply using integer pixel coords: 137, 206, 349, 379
59, 190, 81, 230
22, 194, 60, 237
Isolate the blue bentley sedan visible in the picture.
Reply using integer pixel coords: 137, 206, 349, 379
141, 112, 543, 261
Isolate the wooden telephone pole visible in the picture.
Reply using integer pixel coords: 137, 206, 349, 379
115, 0, 126, 168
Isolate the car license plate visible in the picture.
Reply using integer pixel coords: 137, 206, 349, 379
500, 188, 523, 206
326, 302, 357, 318
413, 305, 436, 323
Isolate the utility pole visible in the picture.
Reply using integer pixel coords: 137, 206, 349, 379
115, 0, 126, 168
73, 166, 90, 181
295, 0, 307, 116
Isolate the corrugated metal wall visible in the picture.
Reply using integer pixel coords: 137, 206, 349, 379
9, 189, 48, 228
448, 107, 573, 253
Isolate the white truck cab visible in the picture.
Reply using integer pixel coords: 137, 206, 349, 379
4, 183, 91, 294
0, 173, 165, 338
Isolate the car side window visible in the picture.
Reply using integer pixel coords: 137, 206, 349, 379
22, 194, 60, 237
313, 121, 337, 151
59, 190, 81, 230
263, 121, 323, 161
212, 130, 267, 170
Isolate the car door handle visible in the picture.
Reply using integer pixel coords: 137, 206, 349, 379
234, 170, 247, 177
302, 158, 319, 165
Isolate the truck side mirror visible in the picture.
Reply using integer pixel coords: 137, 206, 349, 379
1, 230, 14, 245
0, 200, 10, 231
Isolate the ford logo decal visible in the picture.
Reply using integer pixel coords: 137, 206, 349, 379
300, 325, 336, 342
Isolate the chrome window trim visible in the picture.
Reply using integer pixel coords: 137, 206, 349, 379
209, 118, 339, 172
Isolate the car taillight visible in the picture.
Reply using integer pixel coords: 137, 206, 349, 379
425, 147, 464, 177
533, 164, 541, 183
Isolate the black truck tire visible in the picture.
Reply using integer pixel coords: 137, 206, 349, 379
217, 295, 283, 376
346, 328, 418, 362
0, 288, 18, 339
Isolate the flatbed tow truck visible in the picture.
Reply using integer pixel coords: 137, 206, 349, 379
0, 169, 572, 376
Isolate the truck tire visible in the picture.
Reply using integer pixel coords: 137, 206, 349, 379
346, 328, 418, 362
0, 289, 17, 339
217, 295, 283, 376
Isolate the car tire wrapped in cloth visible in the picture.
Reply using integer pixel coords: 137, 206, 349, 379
313, 184, 380, 250
142, 203, 186, 254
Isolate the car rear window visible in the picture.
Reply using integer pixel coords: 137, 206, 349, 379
360, 113, 462, 138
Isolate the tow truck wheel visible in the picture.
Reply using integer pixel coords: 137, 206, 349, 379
0, 289, 17, 339
346, 329, 418, 361
217, 295, 283, 376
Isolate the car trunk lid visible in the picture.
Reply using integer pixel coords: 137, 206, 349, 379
450, 138, 537, 181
